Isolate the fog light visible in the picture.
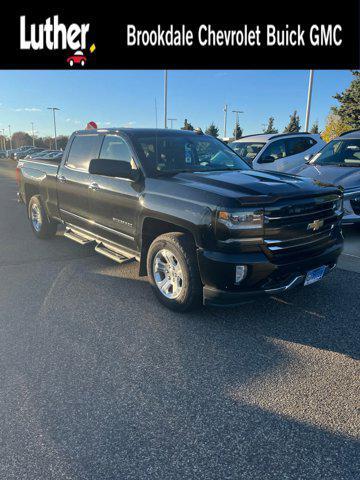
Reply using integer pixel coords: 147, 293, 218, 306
235, 265, 247, 284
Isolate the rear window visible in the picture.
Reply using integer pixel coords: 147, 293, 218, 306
66, 135, 102, 171
286, 137, 316, 156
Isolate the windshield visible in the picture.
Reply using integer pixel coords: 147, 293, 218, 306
229, 141, 265, 164
132, 134, 251, 174
312, 138, 360, 167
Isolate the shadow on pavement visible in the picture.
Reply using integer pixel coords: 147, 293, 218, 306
0, 256, 358, 479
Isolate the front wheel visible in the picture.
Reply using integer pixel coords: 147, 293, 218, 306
28, 195, 57, 239
147, 232, 202, 312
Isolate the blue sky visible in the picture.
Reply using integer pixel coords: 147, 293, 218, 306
0, 70, 353, 138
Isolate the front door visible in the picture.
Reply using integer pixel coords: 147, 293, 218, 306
88, 134, 141, 251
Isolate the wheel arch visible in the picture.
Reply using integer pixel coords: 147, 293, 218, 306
138, 216, 199, 276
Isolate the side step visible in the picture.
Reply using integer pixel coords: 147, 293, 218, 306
95, 243, 135, 265
64, 228, 95, 246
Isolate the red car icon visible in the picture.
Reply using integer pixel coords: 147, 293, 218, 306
67, 51, 87, 67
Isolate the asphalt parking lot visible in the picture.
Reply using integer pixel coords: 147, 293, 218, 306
0, 158, 359, 480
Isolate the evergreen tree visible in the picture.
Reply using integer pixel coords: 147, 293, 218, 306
205, 122, 219, 137
263, 117, 278, 134
333, 70, 360, 128
310, 121, 319, 134
233, 124, 243, 139
284, 111, 301, 133
181, 119, 194, 131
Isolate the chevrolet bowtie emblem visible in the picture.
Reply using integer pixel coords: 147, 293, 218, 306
307, 219, 324, 231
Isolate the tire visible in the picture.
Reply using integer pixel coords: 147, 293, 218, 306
147, 232, 203, 312
28, 195, 57, 239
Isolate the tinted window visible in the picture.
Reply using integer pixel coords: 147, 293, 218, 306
66, 135, 102, 171
286, 137, 315, 156
261, 139, 287, 161
100, 135, 133, 163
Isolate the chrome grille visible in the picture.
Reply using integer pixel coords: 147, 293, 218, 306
263, 195, 341, 260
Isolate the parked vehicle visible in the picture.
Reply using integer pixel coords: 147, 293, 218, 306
14, 147, 45, 161
0, 150, 7, 158
229, 133, 325, 172
291, 130, 360, 226
9, 146, 32, 160
24, 150, 60, 160
17, 128, 343, 311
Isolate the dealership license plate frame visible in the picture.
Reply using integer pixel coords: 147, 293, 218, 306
304, 265, 326, 286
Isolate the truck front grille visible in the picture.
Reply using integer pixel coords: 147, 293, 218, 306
263, 195, 342, 263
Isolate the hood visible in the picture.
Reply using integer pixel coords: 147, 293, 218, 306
166, 169, 340, 203
294, 164, 360, 191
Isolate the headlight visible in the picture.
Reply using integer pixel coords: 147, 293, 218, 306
216, 209, 264, 244
218, 209, 263, 230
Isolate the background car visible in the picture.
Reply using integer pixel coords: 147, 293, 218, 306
9, 146, 32, 160
14, 147, 45, 161
229, 132, 325, 172
291, 130, 360, 227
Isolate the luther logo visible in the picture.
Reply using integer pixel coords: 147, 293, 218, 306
19, 15, 96, 67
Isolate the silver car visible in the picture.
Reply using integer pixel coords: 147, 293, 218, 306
291, 130, 360, 226
229, 132, 325, 172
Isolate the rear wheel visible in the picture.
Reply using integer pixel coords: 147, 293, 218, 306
28, 195, 57, 239
147, 232, 202, 312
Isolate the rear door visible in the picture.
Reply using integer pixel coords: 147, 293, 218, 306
88, 134, 141, 251
57, 133, 103, 229
279, 136, 318, 171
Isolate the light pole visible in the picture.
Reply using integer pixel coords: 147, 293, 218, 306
223, 104, 228, 138
164, 70, 168, 129
232, 110, 244, 140
47, 107, 60, 150
305, 70, 314, 132
31, 122, 35, 147
1, 129, 5, 150
8, 125, 12, 150
168, 118, 177, 129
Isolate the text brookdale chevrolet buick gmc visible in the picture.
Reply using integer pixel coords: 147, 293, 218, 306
17, 128, 344, 311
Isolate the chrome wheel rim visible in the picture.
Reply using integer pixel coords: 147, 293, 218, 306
30, 204, 42, 232
153, 249, 184, 299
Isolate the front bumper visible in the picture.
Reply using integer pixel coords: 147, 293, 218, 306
199, 241, 342, 307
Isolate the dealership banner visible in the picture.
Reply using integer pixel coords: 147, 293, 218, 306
1, 3, 359, 69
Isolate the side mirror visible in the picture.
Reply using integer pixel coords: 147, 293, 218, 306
304, 154, 313, 163
258, 155, 275, 164
89, 158, 139, 180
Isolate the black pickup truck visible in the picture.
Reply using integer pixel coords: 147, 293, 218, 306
17, 128, 344, 311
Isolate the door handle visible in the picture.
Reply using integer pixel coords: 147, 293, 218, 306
89, 182, 100, 191
58, 175, 67, 183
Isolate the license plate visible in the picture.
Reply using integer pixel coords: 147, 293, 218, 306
304, 266, 326, 286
